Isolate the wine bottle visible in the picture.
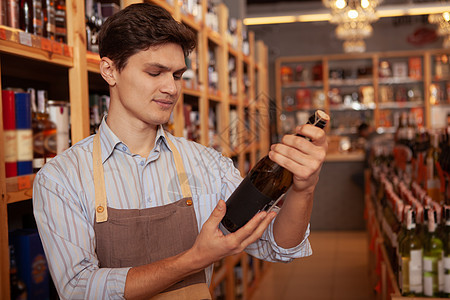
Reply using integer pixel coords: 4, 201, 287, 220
443, 206, 450, 297
221, 110, 329, 233
400, 208, 423, 296
423, 209, 444, 297
9, 245, 27, 300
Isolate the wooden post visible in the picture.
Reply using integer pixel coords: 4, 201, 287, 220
66, 0, 90, 143
0, 55, 10, 300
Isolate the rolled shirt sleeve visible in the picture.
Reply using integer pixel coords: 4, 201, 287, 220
33, 168, 129, 299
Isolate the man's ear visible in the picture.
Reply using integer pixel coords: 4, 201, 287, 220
100, 57, 116, 86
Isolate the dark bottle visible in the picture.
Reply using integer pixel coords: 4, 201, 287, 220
9, 245, 27, 300
221, 110, 329, 232
54, 0, 66, 42
42, 0, 56, 39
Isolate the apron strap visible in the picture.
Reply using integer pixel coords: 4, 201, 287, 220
163, 132, 192, 199
93, 133, 108, 223
93, 128, 193, 223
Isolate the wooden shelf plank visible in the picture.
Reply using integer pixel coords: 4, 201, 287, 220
182, 87, 202, 98
0, 28, 73, 67
210, 264, 227, 290
148, 0, 175, 14
206, 28, 223, 47
5, 174, 35, 204
208, 92, 222, 102
181, 14, 202, 32
86, 51, 100, 73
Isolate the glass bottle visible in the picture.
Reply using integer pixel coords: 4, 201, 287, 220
9, 245, 27, 300
400, 209, 423, 296
33, 90, 57, 169
423, 209, 444, 297
427, 132, 445, 205
221, 110, 329, 233
444, 206, 450, 297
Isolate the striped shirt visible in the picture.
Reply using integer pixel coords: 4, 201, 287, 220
33, 118, 311, 299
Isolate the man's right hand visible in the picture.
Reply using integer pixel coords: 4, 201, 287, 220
188, 199, 277, 271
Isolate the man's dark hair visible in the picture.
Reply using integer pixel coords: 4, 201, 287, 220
98, 3, 197, 72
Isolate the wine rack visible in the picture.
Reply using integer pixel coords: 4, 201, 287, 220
0, 0, 270, 299
276, 49, 450, 138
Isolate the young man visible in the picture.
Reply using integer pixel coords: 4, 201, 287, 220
33, 3, 328, 299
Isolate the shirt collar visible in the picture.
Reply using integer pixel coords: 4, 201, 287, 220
97, 117, 173, 163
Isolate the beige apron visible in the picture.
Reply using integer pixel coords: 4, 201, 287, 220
92, 133, 211, 299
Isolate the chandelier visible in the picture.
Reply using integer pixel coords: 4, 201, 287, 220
429, 12, 450, 49
323, 0, 382, 53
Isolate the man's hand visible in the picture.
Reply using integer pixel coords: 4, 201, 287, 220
188, 200, 276, 270
268, 124, 328, 194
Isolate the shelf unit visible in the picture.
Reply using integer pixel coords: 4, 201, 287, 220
275, 49, 450, 137
0, 0, 270, 299
364, 170, 446, 300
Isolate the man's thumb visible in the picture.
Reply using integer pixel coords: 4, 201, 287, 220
211, 199, 226, 221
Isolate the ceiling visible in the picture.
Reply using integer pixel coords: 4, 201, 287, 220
244, 0, 450, 25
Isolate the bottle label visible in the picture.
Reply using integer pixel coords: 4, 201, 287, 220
445, 256, 450, 293
423, 256, 436, 272
44, 132, 57, 155
439, 258, 444, 292
33, 132, 45, 155
4, 130, 17, 163
33, 158, 45, 169
410, 249, 423, 293
222, 175, 273, 232
17, 129, 33, 161
424, 274, 433, 296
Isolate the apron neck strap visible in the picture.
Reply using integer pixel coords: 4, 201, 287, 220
92, 129, 193, 223
162, 131, 192, 199
93, 133, 108, 222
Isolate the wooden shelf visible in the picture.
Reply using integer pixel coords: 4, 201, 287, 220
86, 51, 100, 73
5, 175, 35, 204
148, 0, 174, 14
208, 92, 222, 102
0, 27, 73, 68
276, 49, 450, 135
366, 176, 447, 300
206, 28, 223, 47
181, 14, 201, 32
182, 86, 202, 98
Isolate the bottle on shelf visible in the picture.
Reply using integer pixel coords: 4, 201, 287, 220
423, 209, 444, 297
399, 208, 423, 297
207, 48, 218, 93
221, 110, 329, 233
426, 131, 445, 205
444, 206, 450, 297
9, 245, 27, 300
54, 0, 66, 42
32, 90, 57, 172
42, 0, 56, 39
19, 0, 43, 35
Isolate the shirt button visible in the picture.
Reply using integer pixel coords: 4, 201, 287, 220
122, 146, 127, 151
186, 199, 193, 206
96, 206, 104, 213
140, 161, 145, 166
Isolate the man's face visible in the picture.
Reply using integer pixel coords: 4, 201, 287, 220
112, 43, 187, 127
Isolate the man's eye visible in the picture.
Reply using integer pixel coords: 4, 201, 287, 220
148, 72, 160, 77
174, 74, 183, 80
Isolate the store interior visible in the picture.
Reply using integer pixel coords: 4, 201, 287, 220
1, 0, 450, 299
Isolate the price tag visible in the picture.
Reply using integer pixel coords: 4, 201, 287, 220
41, 38, 52, 52
0, 28, 6, 40
17, 176, 32, 190
19, 32, 32, 47
52, 41, 63, 55
63, 44, 72, 57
